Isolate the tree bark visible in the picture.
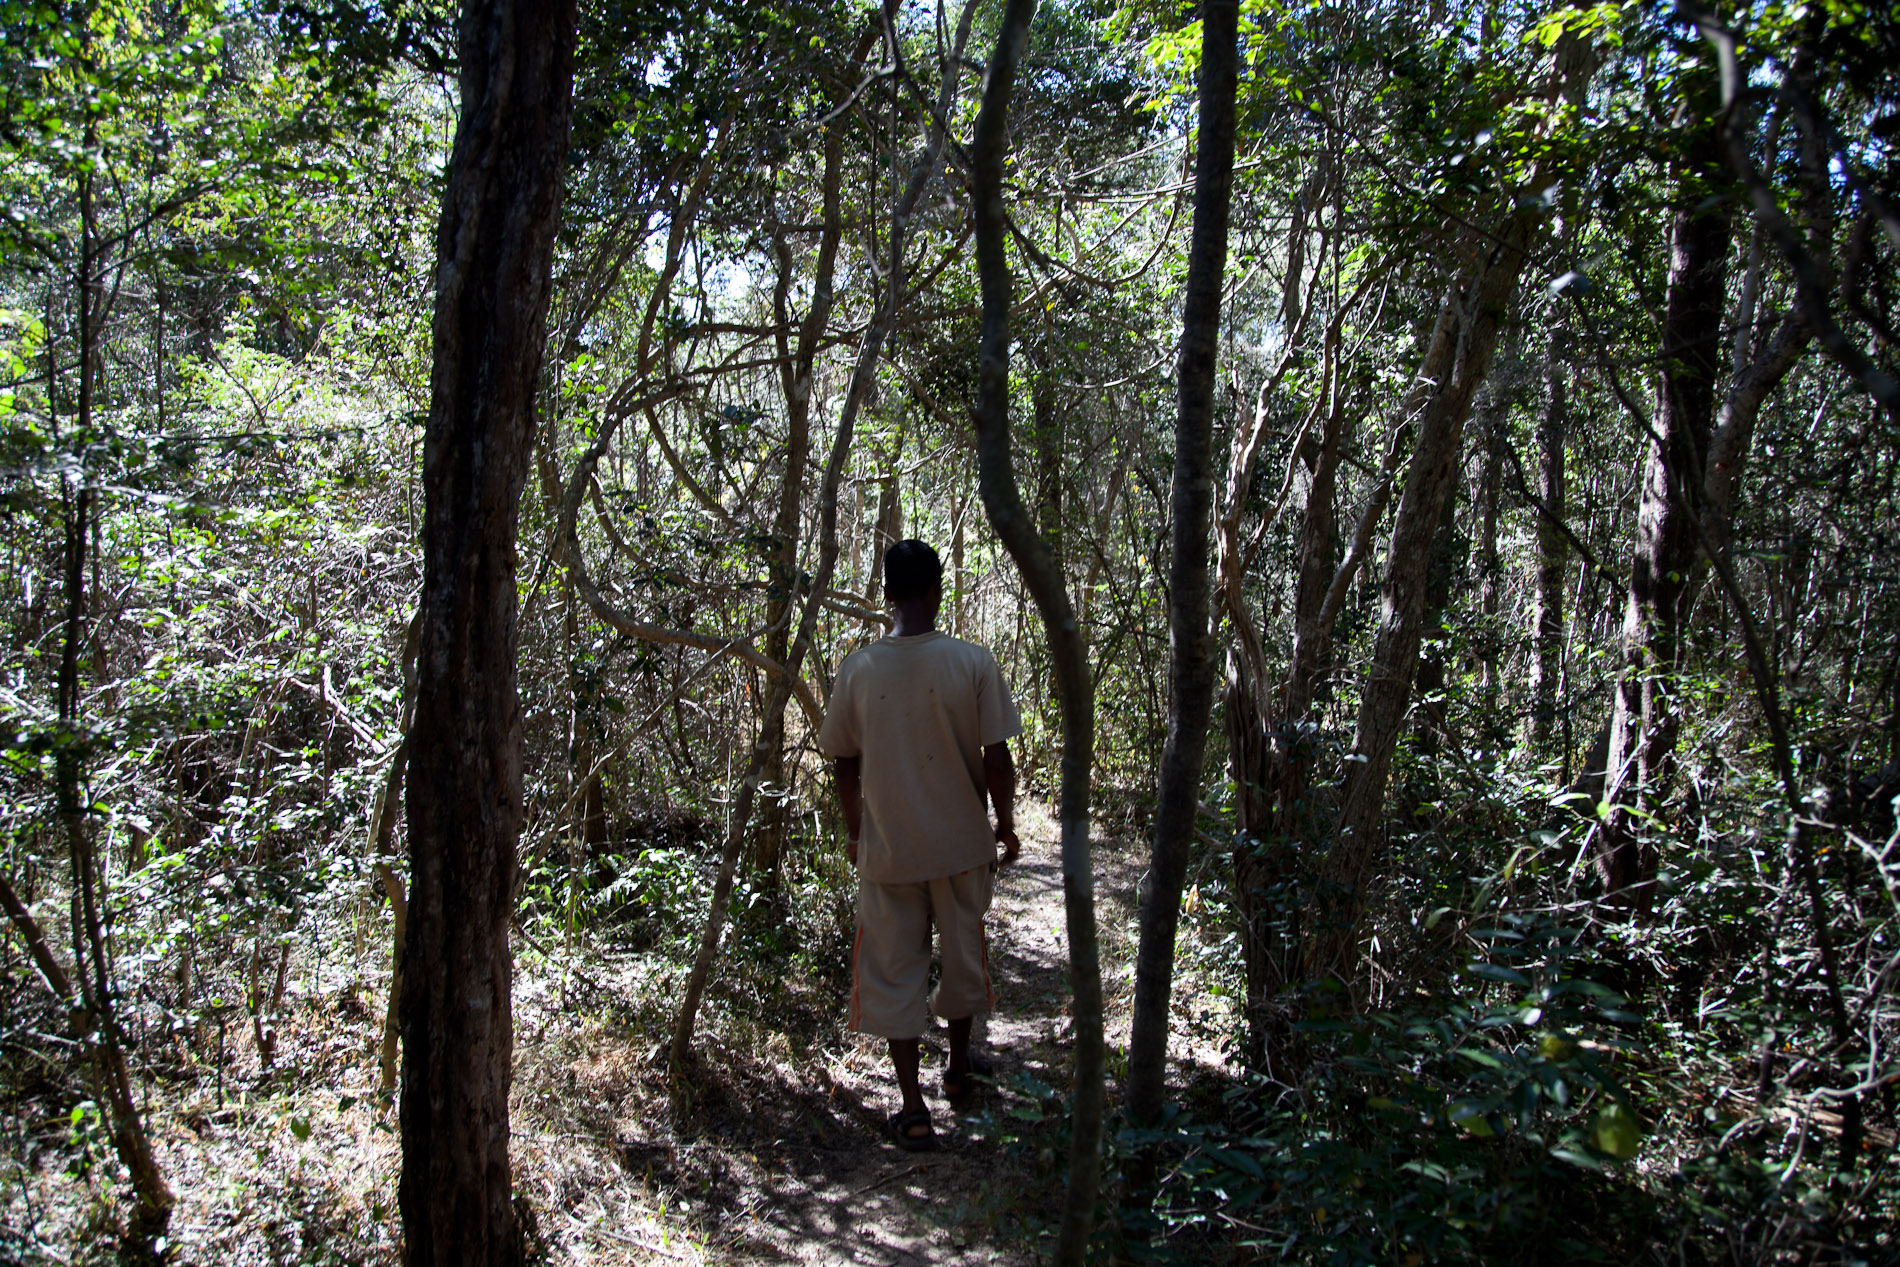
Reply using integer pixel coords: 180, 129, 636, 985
399, 0, 574, 1257
1527, 318, 1569, 751
971, 3, 1105, 1260
1123, 0, 1237, 1134
1598, 120, 1732, 906
667, 0, 974, 1065
1309, 35, 1595, 987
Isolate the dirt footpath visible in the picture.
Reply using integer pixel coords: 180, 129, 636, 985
712, 813, 1088, 1266
509, 799, 1171, 1267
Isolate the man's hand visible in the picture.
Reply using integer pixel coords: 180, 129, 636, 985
983, 741, 1017, 868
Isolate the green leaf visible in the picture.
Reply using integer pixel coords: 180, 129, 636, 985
1467, 962, 1531, 987
1592, 1102, 1643, 1160
1206, 1146, 1264, 1179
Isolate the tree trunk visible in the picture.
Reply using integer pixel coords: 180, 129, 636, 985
754, 111, 854, 879
1032, 368, 1063, 567
1475, 398, 1505, 712
0, 872, 72, 1001
64, 152, 175, 1261
1409, 457, 1465, 768
1596, 78, 1815, 907
1598, 121, 1732, 906
1218, 250, 1360, 1065
668, 0, 972, 1064
1123, 0, 1236, 1134
1310, 34, 1594, 987
371, 612, 419, 1097
399, 0, 574, 1257
1312, 231, 1531, 984
971, 3, 1105, 1261
1527, 318, 1569, 751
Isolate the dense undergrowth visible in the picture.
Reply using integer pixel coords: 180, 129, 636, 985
3, 729, 1897, 1263
4, 0, 1898, 1261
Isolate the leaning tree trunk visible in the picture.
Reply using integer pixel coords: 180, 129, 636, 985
971, 3, 1105, 1261
666, 0, 975, 1065
1310, 32, 1594, 989
1123, 0, 1236, 1134
399, 0, 574, 1258
1311, 240, 1520, 985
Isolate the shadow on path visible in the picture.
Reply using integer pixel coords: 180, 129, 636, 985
694, 816, 1090, 1266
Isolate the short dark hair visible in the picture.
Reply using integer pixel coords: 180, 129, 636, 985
883, 539, 943, 602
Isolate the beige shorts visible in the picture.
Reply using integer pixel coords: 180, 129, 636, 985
851, 867, 995, 1039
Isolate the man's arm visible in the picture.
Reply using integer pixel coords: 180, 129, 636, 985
983, 740, 1019, 866
833, 755, 863, 867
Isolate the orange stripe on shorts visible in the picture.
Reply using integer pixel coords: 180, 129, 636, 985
849, 922, 865, 1030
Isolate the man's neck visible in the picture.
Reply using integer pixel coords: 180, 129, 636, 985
890, 603, 936, 637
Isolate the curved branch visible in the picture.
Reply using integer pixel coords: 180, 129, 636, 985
569, 564, 823, 730
667, 0, 967, 1065
971, 3, 1105, 1261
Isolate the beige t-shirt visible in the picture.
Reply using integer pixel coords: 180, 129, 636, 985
817, 631, 1021, 884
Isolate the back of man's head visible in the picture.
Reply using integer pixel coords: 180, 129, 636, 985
884, 539, 943, 602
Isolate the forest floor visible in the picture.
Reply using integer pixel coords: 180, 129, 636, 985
618, 800, 1137, 1267
5, 798, 1239, 1265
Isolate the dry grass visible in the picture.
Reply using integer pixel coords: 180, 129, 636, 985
1, 804, 1152, 1264
3, 920, 737, 1263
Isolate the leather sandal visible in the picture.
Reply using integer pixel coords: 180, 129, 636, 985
889, 1107, 938, 1152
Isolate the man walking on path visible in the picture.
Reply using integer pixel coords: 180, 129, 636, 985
818, 539, 1022, 1151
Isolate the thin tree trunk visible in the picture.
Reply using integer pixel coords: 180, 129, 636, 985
950, 491, 966, 635
1123, 0, 1237, 1134
370, 612, 419, 1096
399, 0, 574, 1256
1408, 465, 1465, 768
1697, 15, 1897, 425
754, 99, 856, 879
64, 149, 175, 1261
0, 872, 72, 1001
1528, 318, 1569, 750
1219, 268, 1364, 1065
1032, 368, 1062, 566
971, 4, 1105, 1260
1475, 398, 1505, 711
1312, 34, 1594, 987
668, 0, 975, 1065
